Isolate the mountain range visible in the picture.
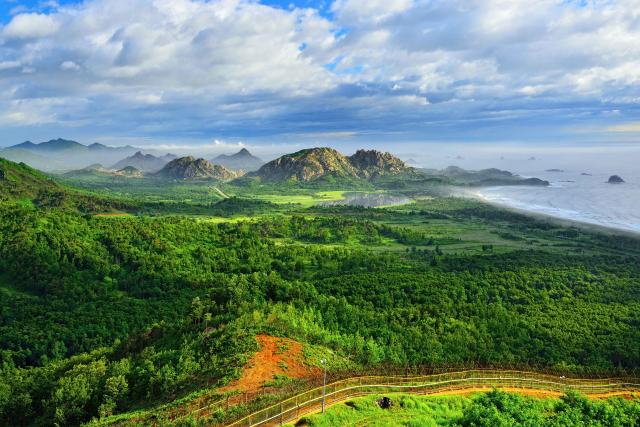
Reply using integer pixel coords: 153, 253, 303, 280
1, 140, 551, 187
9, 138, 136, 155
211, 148, 263, 172
0, 139, 140, 171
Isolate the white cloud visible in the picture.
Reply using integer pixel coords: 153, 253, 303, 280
2, 13, 60, 39
0, 0, 639, 142
332, 0, 413, 23
0, 97, 67, 125
0, 61, 21, 71
60, 61, 80, 71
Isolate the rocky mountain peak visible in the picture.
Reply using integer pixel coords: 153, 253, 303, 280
156, 156, 238, 180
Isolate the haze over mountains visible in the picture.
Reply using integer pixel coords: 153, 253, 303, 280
111, 151, 178, 173
0, 139, 140, 171
212, 148, 263, 172
0, 139, 266, 174
0, 138, 556, 188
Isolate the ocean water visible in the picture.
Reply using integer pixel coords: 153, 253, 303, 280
473, 170, 640, 233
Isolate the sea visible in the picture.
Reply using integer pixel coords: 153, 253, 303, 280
399, 143, 640, 234
473, 168, 640, 234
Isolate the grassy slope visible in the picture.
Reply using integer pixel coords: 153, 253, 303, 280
295, 394, 469, 427
292, 392, 640, 427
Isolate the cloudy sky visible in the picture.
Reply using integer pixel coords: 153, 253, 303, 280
0, 0, 639, 150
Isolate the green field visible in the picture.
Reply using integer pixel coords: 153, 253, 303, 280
243, 190, 347, 206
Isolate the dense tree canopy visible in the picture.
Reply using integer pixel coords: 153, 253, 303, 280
0, 157, 639, 425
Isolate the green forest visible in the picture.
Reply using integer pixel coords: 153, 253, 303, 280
0, 157, 639, 426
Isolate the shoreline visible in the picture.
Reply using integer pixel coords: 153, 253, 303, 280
461, 188, 640, 238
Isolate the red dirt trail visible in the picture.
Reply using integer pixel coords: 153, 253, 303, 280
221, 334, 320, 393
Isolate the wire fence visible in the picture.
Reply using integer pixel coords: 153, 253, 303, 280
223, 369, 640, 427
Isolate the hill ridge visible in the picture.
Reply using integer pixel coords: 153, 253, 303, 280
156, 156, 239, 180
252, 147, 411, 182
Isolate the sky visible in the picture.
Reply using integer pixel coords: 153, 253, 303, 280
0, 0, 640, 151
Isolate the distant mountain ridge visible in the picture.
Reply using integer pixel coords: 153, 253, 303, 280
1, 138, 140, 171
252, 147, 412, 182
436, 165, 550, 186
156, 156, 239, 180
111, 151, 177, 172
62, 163, 145, 179
212, 148, 263, 172
9, 138, 136, 154
12, 138, 87, 152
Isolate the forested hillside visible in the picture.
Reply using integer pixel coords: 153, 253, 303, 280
0, 158, 133, 213
0, 156, 639, 426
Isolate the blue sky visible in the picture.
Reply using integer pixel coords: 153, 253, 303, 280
0, 0, 79, 23
0, 0, 639, 149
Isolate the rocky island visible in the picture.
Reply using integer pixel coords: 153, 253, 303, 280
607, 175, 625, 184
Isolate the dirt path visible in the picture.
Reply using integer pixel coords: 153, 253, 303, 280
213, 186, 230, 199
221, 335, 320, 393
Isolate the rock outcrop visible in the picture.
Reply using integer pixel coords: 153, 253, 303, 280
156, 156, 238, 180
607, 175, 625, 184
253, 147, 410, 182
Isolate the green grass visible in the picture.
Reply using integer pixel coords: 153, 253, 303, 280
293, 391, 640, 427
289, 394, 470, 426
200, 215, 259, 224
245, 190, 347, 207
